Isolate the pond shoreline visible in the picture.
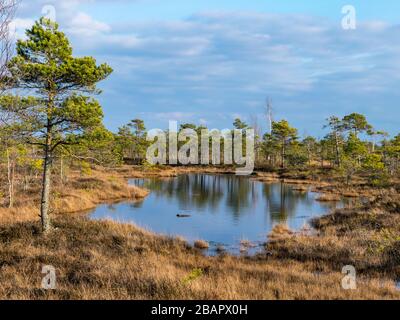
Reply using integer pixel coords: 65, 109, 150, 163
116, 165, 386, 199
89, 172, 355, 256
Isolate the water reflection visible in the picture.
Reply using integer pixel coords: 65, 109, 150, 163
134, 175, 339, 224
90, 174, 347, 255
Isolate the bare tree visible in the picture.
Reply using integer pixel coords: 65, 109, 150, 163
264, 97, 274, 164
0, 0, 18, 208
265, 97, 273, 135
249, 114, 261, 165
0, 0, 17, 91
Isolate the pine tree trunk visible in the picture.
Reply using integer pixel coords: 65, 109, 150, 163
40, 131, 52, 233
60, 155, 64, 186
335, 132, 341, 167
7, 149, 13, 208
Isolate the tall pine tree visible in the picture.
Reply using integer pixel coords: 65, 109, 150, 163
0, 18, 112, 232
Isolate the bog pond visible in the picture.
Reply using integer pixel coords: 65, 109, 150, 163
90, 174, 350, 255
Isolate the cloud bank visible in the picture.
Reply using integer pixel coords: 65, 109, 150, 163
11, 1, 400, 135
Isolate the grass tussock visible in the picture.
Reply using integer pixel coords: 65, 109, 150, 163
268, 224, 294, 243
316, 194, 342, 202
194, 240, 209, 250
291, 185, 310, 192
240, 239, 256, 248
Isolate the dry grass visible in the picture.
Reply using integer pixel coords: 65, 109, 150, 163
0, 168, 149, 224
123, 164, 249, 177
115, 165, 178, 178
267, 192, 400, 280
240, 239, 256, 248
316, 194, 342, 202
194, 240, 209, 250
268, 224, 294, 243
253, 172, 281, 183
0, 165, 400, 299
291, 185, 310, 192
0, 215, 398, 300
311, 185, 380, 199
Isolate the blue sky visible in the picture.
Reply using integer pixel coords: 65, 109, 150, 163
12, 0, 400, 137
82, 0, 400, 23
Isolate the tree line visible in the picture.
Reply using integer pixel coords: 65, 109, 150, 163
113, 113, 399, 189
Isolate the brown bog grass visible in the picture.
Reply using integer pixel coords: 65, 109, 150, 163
0, 168, 149, 224
194, 240, 209, 250
315, 194, 342, 202
0, 166, 399, 299
267, 192, 400, 280
0, 214, 398, 300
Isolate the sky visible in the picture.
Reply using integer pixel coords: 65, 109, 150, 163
11, 0, 400, 137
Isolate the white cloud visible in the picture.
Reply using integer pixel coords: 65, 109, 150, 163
68, 12, 111, 36
9, 18, 34, 39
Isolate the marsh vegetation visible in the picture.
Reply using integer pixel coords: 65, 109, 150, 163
0, 13, 399, 300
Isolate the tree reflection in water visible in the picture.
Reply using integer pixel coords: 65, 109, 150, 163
92, 174, 347, 255
132, 174, 342, 225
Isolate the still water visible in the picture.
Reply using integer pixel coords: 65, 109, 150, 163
90, 174, 348, 255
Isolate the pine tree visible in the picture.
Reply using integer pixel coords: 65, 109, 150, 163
0, 18, 112, 232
